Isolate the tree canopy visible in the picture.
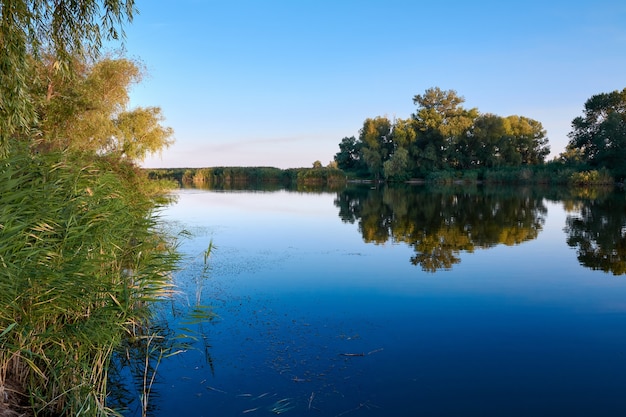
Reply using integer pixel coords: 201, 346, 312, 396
565, 88, 626, 179
334, 87, 550, 179
29, 54, 173, 161
0, 0, 136, 152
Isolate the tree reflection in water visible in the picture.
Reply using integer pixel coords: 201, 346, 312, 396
565, 188, 626, 275
335, 184, 548, 272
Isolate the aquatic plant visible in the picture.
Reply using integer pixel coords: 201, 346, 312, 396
0, 148, 179, 416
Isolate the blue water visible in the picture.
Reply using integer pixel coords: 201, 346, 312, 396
123, 188, 626, 416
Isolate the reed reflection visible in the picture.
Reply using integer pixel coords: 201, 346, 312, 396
335, 185, 547, 271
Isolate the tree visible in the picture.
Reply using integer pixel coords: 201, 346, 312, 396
389, 118, 417, 149
335, 136, 364, 171
411, 87, 478, 169
503, 115, 549, 165
567, 88, 626, 177
312, 160, 322, 168
0, 0, 136, 152
383, 147, 409, 181
359, 117, 392, 179
111, 106, 174, 161
463, 113, 506, 168
30, 55, 172, 161
335, 87, 552, 179
412, 88, 476, 138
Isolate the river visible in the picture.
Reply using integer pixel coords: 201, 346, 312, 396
115, 184, 626, 417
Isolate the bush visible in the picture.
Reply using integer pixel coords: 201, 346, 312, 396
569, 169, 614, 185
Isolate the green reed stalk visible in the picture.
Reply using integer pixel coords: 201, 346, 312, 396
0, 146, 179, 416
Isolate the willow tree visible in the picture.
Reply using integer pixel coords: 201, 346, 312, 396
30, 54, 173, 161
0, 0, 136, 152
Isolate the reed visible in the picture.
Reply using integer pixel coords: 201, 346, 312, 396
0, 147, 179, 416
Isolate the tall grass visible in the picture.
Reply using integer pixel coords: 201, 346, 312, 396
0, 147, 179, 416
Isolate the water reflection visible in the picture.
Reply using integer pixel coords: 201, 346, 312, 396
565, 189, 626, 275
335, 185, 548, 271
118, 185, 626, 416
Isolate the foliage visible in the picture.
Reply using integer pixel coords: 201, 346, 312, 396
29, 54, 173, 161
296, 166, 346, 186
334, 136, 369, 177
334, 87, 550, 180
0, 145, 179, 416
149, 166, 347, 189
0, 2, 180, 415
383, 147, 409, 181
569, 169, 614, 186
0, 0, 136, 153
359, 117, 393, 179
481, 163, 576, 185
566, 88, 626, 180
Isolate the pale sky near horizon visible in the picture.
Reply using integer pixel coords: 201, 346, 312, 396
118, 0, 626, 169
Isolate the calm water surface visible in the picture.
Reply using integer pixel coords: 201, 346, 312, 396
121, 185, 626, 416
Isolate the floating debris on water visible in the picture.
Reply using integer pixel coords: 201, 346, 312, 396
206, 386, 227, 394
270, 398, 294, 414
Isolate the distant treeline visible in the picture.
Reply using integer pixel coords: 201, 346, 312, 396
146, 166, 347, 188
147, 164, 619, 188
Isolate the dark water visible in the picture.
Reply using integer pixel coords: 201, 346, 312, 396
116, 185, 626, 416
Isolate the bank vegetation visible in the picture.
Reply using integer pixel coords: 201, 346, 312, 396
0, 2, 179, 416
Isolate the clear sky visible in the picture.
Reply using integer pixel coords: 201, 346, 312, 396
118, 0, 626, 169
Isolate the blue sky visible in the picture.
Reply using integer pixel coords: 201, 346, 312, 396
118, 0, 626, 169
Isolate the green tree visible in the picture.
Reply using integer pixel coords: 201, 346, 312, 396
383, 147, 409, 181
389, 118, 417, 149
462, 113, 506, 168
503, 115, 549, 165
567, 88, 626, 178
335, 136, 365, 172
30, 55, 172, 161
112, 106, 174, 161
0, 0, 135, 152
335, 87, 552, 179
359, 117, 392, 179
411, 87, 478, 170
